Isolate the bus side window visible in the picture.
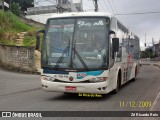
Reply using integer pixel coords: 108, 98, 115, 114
117, 46, 122, 62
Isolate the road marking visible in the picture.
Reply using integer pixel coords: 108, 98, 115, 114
0, 87, 41, 97
142, 92, 160, 120
143, 91, 160, 120
150, 91, 160, 111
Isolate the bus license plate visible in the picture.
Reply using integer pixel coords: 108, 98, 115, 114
65, 86, 77, 91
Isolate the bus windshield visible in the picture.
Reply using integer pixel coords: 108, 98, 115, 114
42, 17, 110, 71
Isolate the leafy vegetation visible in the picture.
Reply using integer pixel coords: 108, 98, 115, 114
10, 2, 21, 16
141, 47, 154, 58
0, 10, 39, 46
0, 10, 31, 32
23, 36, 36, 46
5, 0, 34, 15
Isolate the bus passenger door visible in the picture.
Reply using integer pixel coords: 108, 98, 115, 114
108, 38, 117, 91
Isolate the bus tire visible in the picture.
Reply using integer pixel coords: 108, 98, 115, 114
113, 72, 121, 94
64, 92, 70, 95
64, 92, 75, 96
132, 66, 137, 81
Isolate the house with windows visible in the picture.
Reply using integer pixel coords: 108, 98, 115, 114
26, 0, 83, 24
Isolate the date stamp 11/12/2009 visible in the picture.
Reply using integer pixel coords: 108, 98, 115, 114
119, 101, 152, 108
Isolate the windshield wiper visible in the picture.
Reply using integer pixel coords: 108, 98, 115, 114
71, 48, 89, 71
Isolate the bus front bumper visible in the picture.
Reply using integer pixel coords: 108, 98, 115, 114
41, 80, 109, 94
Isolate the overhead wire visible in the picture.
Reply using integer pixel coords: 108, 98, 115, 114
109, 0, 121, 19
102, 0, 110, 13
98, 0, 106, 12
111, 0, 118, 13
96, 1, 160, 16
115, 11, 160, 15
107, 0, 115, 14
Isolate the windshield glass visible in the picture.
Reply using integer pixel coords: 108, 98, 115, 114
42, 17, 110, 71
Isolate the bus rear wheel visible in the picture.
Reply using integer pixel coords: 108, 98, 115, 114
132, 66, 137, 81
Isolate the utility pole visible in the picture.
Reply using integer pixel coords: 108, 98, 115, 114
2, 0, 4, 11
145, 34, 146, 47
94, 0, 98, 12
57, 0, 67, 13
152, 37, 154, 46
59, 0, 63, 13
9, 0, 11, 11
57, 0, 61, 13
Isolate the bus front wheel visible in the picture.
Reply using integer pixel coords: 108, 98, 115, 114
113, 74, 121, 94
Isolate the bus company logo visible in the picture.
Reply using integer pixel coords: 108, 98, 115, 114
78, 73, 86, 77
1, 112, 42, 118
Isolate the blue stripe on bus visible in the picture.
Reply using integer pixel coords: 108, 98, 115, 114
43, 69, 69, 74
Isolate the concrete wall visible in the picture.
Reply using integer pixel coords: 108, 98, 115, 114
27, 5, 58, 15
0, 44, 36, 72
21, 17, 45, 27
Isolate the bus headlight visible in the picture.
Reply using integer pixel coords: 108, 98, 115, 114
89, 77, 108, 83
41, 75, 55, 81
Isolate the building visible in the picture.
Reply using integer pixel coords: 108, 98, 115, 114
0, 0, 9, 10
28, 0, 83, 14
152, 42, 160, 57
26, 0, 83, 24
72, 0, 83, 11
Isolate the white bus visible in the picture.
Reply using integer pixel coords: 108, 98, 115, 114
36, 12, 140, 94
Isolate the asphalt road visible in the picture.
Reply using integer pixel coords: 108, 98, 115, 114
0, 65, 160, 120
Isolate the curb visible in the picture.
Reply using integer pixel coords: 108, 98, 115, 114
141, 63, 150, 65
141, 62, 160, 69
152, 64, 160, 68
0, 65, 41, 75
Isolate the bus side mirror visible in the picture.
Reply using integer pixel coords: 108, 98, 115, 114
112, 38, 119, 59
36, 30, 45, 50
109, 30, 115, 35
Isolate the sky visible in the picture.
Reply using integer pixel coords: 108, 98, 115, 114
82, 0, 160, 50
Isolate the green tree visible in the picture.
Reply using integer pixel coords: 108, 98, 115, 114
5, 0, 34, 13
11, 2, 21, 16
141, 47, 154, 58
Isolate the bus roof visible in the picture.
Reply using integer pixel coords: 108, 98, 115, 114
49, 12, 113, 19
